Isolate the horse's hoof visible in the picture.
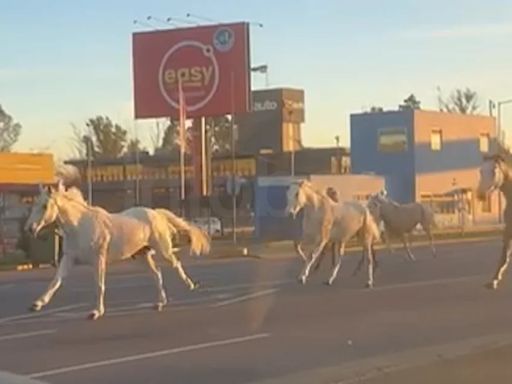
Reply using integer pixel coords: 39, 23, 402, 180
87, 310, 103, 320
298, 276, 307, 285
191, 281, 200, 290
365, 282, 374, 289
30, 302, 42, 312
486, 281, 499, 290
324, 280, 334, 286
154, 303, 165, 312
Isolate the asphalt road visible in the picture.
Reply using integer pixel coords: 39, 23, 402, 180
0, 239, 512, 384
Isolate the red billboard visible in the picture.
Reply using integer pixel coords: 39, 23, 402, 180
132, 22, 251, 119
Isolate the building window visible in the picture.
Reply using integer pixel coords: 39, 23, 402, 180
479, 133, 490, 153
481, 194, 492, 213
378, 128, 407, 153
431, 129, 442, 151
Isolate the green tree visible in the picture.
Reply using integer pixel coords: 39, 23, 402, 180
437, 87, 480, 114
86, 116, 127, 158
399, 94, 421, 110
0, 105, 22, 152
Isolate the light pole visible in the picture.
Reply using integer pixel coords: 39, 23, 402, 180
251, 65, 269, 88
497, 99, 512, 147
83, 135, 93, 205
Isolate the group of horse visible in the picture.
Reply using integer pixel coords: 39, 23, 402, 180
20, 154, 512, 321
286, 180, 436, 289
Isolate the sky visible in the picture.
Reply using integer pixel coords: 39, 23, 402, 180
1, 0, 512, 159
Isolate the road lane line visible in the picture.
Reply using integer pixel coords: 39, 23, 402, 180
0, 329, 56, 341
200, 279, 294, 293
0, 303, 87, 324
28, 333, 271, 379
211, 288, 279, 307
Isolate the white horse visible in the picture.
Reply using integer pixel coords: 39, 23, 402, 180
24, 181, 210, 320
367, 192, 436, 261
286, 180, 381, 288
476, 154, 512, 290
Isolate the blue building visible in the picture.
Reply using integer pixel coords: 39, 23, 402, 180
350, 109, 499, 224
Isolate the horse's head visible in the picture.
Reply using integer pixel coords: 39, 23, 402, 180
24, 181, 65, 237
286, 180, 310, 218
477, 154, 507, 201
366, 193, 383, 219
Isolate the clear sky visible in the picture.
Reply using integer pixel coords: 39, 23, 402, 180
1, 0, 512, 159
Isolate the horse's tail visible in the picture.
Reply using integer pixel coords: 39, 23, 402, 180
155, 209, 211, 256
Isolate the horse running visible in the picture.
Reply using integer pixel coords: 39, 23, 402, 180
286, 180, 380, 287
476, 154, 512, 290
24, 182, 210, 320
367, 192, 437, 261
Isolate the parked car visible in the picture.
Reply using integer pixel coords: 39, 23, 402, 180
192, 217, 223, 238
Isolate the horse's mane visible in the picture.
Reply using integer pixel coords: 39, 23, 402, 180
64, 187, 86, 204
299, 181, 331, 209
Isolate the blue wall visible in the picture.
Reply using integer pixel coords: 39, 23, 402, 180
254, 177, 303, 241
350, 110, 415, 203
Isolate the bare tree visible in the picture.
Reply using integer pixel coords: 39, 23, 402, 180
0, 105, 22, 152
69, 123, 87, 158
437, 87, 480, 114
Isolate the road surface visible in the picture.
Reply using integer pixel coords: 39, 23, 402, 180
0, 239, 511, 384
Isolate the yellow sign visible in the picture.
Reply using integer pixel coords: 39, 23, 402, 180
0, 153, 54, 184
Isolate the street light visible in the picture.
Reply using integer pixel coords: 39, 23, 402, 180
497, 99, 512, 147
251, 65, 269, 88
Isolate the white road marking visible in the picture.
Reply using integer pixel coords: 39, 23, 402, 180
200, 279, 294, 293
0, 329, 56, 341
0, 303, 87, 324
211, 288, 279, 307
28, 333, 271, 379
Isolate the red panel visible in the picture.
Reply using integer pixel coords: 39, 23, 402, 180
133, 23, 251, 119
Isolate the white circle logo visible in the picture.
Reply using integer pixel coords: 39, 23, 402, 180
213, 27, 235, 52
158, 40, 220, 112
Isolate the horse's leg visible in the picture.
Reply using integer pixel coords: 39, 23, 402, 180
402, 234, 415, 261
298, 238, 329, 284
294, 241, 308, 263
313, 242, 329, 272
326, 242, 345, 286
143, 249, 168, 311
156, 236, 198, 290
383, 230, 394, 255
89, 251, 107, 320
31, 254, 72, 312
351, 247, 366, 277
489, 238, 512, 290
366, 241, 375, 289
